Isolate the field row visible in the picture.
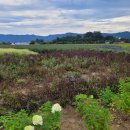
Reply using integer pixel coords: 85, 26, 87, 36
0, 43, 130, 54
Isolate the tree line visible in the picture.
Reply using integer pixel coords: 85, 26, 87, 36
30, 32, 130, 45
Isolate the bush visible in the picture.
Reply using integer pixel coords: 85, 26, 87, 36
99, 87, 115, 106
0, 110, 31, 130
41, 58, 58, 68
119, 78, 130, 93
34, 101, 61, 130
0, 101, 61, 130
112, 93, 130, 113
74, 94, 111, 130
111, 79, 130, 113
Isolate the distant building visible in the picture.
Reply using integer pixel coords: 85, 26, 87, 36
11, 43, 16, 45
14, 42, 29, 45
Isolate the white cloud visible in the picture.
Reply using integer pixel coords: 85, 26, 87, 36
0, 0, 31, 5
1, 15, 129, 35
0, 0, 130, 35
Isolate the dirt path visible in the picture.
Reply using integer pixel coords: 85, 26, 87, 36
60, 105, 130, 130
111, 114, 130, 130
61, 105, 87, 130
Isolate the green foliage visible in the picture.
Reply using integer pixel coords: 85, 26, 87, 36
1, 43, 130, 54
66, 71, 80, 78
0, 48, 37, 55
119, 78, 130, 93
39, 101, 52, 113
0, 101, 61, 130
0, 110, 31, 130
30, 39, 46, 45
75, 94, 87, 102
111, 78, 130, 113
99, 88, 115, 106
74, 94, 111, 130
37, 101, 61, 130
52, 31, 125, 44
41, 112, 60, 130
41, 58, 58, 68
112, 93, 130, 113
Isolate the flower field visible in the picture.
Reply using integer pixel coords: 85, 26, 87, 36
0, 49, 130, 130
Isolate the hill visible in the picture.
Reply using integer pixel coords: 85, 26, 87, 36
0, 31, 130, 43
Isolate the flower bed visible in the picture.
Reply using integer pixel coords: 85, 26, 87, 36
0, 101, 62, 130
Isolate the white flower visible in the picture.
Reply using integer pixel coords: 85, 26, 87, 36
51, 103, 62, 113
90, 95, 94, 99
32, 115, 43, 125
24, 125, 34, 130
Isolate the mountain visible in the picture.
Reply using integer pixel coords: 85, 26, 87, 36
103, 31, 130, 39
0, 33, 78, 43
0, 31, 130, 43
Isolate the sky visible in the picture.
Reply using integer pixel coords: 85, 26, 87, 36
0, 0, 130, 35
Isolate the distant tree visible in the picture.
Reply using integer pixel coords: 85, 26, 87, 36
51, 31, 129, 44
30, 39, 46, 45
30, 40, 35, 45
93, 31, 104, 43
0, 42, 11, 45
120, 38, 130, 43
105, 36, 114, 41
84, 32, 94, 38
105, 36, 115, 43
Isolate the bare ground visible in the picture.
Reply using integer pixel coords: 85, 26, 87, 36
111, 112, 130, 130
61, 105, 87, 130
60, 106, 130, 130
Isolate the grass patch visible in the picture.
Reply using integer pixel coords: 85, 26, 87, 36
0, 48, 37, 55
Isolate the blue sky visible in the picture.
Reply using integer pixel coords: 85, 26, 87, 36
0, 0, 130, 35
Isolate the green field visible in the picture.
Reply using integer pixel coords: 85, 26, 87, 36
0, 43, 130, 53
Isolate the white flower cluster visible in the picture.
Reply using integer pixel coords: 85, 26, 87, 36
51, 103, 62, 113
24, 125, 34, 130
24, 103, 62, 130
24, 115, 43, 130
32, 115, 43, 125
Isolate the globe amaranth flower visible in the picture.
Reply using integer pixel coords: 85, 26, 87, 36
32, 115, 43, 125
24, 125, 34, 130
51, 103, 62, 113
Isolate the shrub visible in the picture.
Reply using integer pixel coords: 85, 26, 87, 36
37, 101, 61, 130
111, 78, 130, 114
0, 101, 61, 130
119, 78, 130, 93
0, 110, 31, 130
112, 93, 130, 113
41, 58, 57, 68
74, 94, 111, 130
99, 87, 115, 106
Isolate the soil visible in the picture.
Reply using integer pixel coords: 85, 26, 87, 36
61, 105, 87, 130
61, 106, 130, 130
111, 111, 130, 130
